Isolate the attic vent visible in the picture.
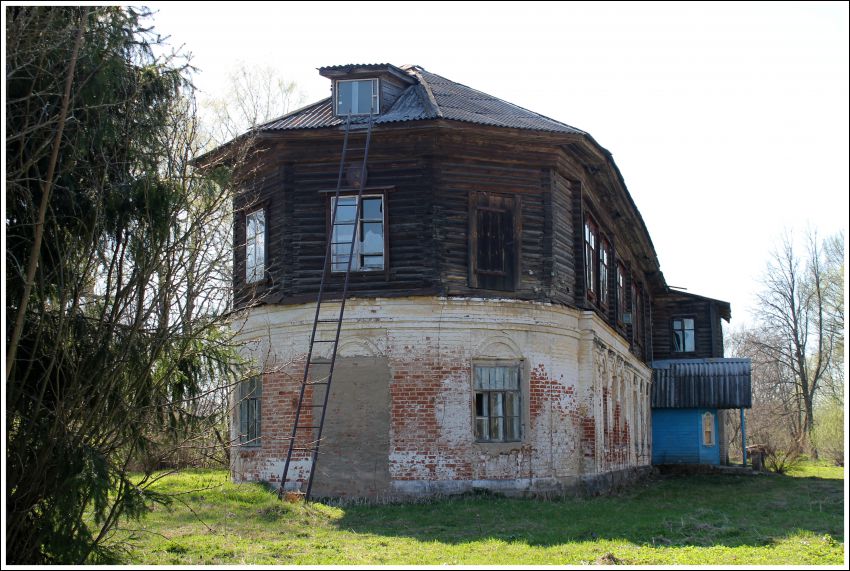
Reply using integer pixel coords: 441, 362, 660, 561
335, 79, 379, 116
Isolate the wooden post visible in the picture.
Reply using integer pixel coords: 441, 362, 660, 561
740, 408, 747, 467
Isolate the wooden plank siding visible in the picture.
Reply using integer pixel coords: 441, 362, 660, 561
231, 123, 681, 366
435, 159, 548, 301
651, 293, 725, 360
234, 130, 439, 306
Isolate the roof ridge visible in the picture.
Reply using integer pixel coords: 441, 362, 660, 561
416, 68, 586, 134
405, 66, 442, 118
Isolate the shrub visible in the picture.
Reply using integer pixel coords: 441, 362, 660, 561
812, 403, 844, 466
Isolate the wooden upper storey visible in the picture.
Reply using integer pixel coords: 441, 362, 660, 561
221, 64, 730, 364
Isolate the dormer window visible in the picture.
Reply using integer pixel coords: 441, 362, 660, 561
335, 79, 379, 116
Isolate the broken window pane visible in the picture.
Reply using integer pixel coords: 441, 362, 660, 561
330, 195, 385, 272
473, 364, 521, 443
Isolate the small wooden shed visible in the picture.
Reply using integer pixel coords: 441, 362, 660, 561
650, 358, 752, 465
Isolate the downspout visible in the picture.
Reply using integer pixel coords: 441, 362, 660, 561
740, 408, 747, 467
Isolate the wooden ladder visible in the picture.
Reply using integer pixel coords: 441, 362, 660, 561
278, 112, 374, 500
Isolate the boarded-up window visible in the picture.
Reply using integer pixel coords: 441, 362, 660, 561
469, 193, 520, 291
238, 376, 262, 447
672, 317, 695, 352
474, 364, 521, 442
702, 411, 715, 446
246, 208, 265, 283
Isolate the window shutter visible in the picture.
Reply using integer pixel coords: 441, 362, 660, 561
470, 193, 518, 291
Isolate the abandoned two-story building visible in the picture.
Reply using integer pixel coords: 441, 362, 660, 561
219, 63, 751, 498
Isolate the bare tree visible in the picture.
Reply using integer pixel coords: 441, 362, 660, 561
750, 230, 843, 450
201, 63, 304, 146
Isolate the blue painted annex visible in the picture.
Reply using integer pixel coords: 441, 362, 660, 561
650, 359, 751, 466
651, 408, 720, 465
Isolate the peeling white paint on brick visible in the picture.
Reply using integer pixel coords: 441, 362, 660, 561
230, 296, 652, 496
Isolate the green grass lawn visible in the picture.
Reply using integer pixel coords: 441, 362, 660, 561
115, 463, 845, 565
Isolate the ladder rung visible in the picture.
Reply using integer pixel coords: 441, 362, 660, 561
331, 221, 356, 226
316, 319, 341, 323
312, 339, 336, 343
296, 425, 322, 430
306, 381, 329, 386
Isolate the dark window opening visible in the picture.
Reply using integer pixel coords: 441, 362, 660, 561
469, 193, 519, 291
238, 376, 262, 447
599, 239, 610, 307
616, 263, 627, 325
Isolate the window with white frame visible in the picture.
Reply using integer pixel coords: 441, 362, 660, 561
245, 208, 265, 283
702, 411, 715, 446
335, 79, 379, 116
584, 217, 598, 300
330, 195, 384, 272
238, 376, 262, 447
474, 364, 521, 442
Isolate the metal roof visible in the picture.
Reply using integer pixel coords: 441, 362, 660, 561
259, 65, 585, 135
651, 358, 752, 409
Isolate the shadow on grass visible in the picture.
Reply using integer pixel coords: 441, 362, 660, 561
326, 473, 844, 549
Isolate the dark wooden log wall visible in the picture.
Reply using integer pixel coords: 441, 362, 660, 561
651, 293, 724, 360
549, 169, 575, 306
433, 157, 550, 301
233, 123, 669, 365
560, 150, 655, 361
379, 76, 408, 110
234, 130, 439, 306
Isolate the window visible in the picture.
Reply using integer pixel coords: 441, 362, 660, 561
599, 239, 610, 307
245, 209, 265, 283
330, 195, 385, 272
474, 364, 521, 442
702, 412, 715, 446
635, 284, 644, 345
469, 192, 520, 291
672, 317, 695, 352
616, 263, 626, 324
238, 376, 262, 447
584, 218, 597, 300
335, 79, 379, 116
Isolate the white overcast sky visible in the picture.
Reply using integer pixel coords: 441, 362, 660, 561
152, 1, 849, 329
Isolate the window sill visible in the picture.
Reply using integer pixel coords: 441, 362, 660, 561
472, 440, 525, 454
